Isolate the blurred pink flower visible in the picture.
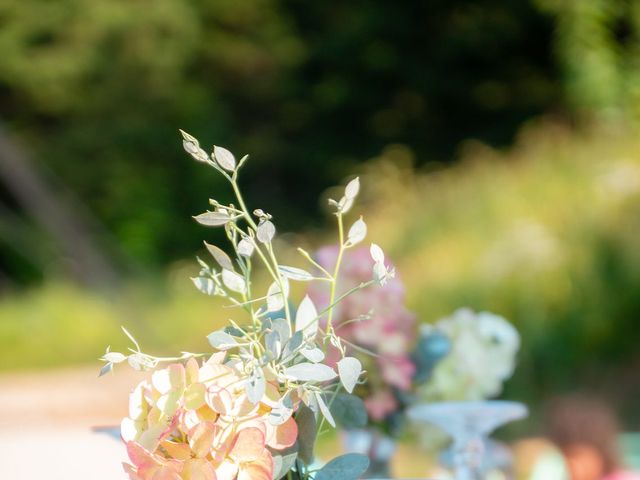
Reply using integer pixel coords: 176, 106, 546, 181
308, 245, 417, 418
364, 390, 399, 421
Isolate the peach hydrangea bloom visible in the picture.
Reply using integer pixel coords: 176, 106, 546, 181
121, 355, 298, 480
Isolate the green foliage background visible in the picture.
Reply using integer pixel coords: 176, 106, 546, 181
0, 0, 559, 272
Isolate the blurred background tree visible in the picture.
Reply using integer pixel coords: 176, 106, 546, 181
0, 0, 560, 281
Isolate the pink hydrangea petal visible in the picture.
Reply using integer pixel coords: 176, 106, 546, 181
230, 428, 266, 462
168, 364, 187, 390
207, 351, 226, 365
130, 382, 150, 420
239, 419, 266, 436
157, 389, 182, 418
364, 389, 398, 421
210, 424, 236, 463
185, 358, 200, 385
261, 381, 281, 408
121, 417, 141, 442
189, 421, 217, 458
266, 416, 298, 450
148, 466, 182, 480
147, 407, 163, 426
152, 369, 173, 396
185, 383, 206, 410
182, 459, 217, 480
199, 363, 230, 385
137, 422, 170, 452
231, 392, 259, 417
123, 463, 144, 480
126, 441, 156, 469
162, 440, 191, 461
237, 449, 274, 480
205, 386, 233, 415
215, 459, 239, 479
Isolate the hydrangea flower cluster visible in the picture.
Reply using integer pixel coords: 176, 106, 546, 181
120, 355, 298, 480
418, 308, 520, 401
308, 246, 417, 422
102, 132, 393, 480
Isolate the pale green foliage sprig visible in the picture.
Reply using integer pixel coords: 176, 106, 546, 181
183, 131, 395, 479
99, 326, 207, 377
100, 130, 395, 480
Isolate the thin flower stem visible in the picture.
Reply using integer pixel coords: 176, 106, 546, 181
229, 177, 291, 323
340, 338, 380, 358
325, 213, 345, 334
319, 279, 376, 318
229, 223, 278, 285
297, 248, 333, 279
317, 383, 341, 435
230, 179, 258, 231
266, 242, 292, 322
148, 352, 209, 363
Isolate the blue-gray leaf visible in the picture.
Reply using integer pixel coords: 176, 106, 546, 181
284, 363, 337, 382
246, 367, 266, 404
329, 394, 368, 429
314, 453, 370, 480
337, 356, 362, 394
193, 211, 231, 226
207, 330, 238, 350
295, 405, 316, 465
272, 452, 298, 480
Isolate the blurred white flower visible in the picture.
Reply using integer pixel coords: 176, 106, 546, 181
419, 308, 520, 401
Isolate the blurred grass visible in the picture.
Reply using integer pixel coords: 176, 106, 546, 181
361, 119, 640, 418
0, 263, 231, 370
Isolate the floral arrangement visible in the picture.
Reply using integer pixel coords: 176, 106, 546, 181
307, 246, 449, 433
418, 308, 520, 402
100, 131, 395, 480
305, 246, 451, 478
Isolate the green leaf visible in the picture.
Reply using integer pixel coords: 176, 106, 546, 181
315, 391, 335, 427
329, 394, 368, 429
268, 394, 294, 426
272, 452, 298, 480
207, 330, 238, 350
246, 367, 266, 404
295, 295, 318, 338
237, 238, 255, 257
193, 211, 231, 226
344, 177, 360, 200
314, 454, 369, 480
191, 277, 215, 295
271, 317, 291, 345
213, 145, 236, 171
101, 352, 126, 364
265, 331, 282, 359
127, 353, 156, 371
295, 405, 316, 465
257, 220, 276, 243
98, 362, 113, 377
267, 280, 289, 312
204, 242, 234, 271
337, 356, 362, 394
284, 363, 337, 382
222, 269, 246, 294
300, 347, 324, 363
370, 243, 384, 263
281, 330, 303, 361
278, 265, 314, 281
346, 217, 367, 246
